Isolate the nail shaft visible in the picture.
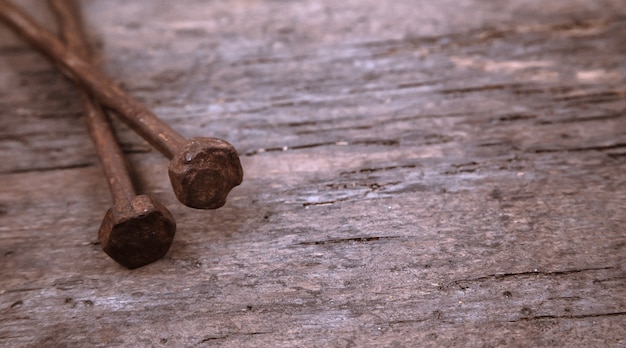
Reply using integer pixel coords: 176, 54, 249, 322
0, 0, 185, 158
49, 0, 134, 206
50, 0, 176, 269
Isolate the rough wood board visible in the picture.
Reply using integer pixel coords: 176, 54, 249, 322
1, 0, 625, 346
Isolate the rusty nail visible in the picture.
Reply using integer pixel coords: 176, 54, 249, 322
50, 0, 175, 269
0, 0, 243, 209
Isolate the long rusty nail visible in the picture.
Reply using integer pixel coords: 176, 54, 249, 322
49, 0, 175, 269
0, 0, 243, 209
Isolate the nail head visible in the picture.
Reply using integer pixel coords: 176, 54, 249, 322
168, 137, 243, 209
98, 195, 176, 269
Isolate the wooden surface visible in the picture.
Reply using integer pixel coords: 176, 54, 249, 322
1, 0, 625, 346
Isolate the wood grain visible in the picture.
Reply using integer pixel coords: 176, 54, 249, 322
1, 0, 625, 346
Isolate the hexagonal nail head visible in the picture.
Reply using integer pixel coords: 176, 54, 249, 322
98, 195, 176, 269
168, 137, 244, 209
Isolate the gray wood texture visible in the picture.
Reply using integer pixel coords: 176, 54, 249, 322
1, 0, 625, 346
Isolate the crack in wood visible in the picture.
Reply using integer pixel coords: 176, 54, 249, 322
444, 161, 481, 175
341, 163, 420, 176
446, 267, 614, 290
497, 113, 537, 122
298, 236, 400, 246
553, 90, 625, 104
389, 317, 430, 326
452, 161, 479, 168
396, 80, 441, 90
3, 287, 44, 293
200, 331, 274, 343
325, 181, 401, 191
513, 85, 578, 96
510, 311, 626, 322
438, 83, 526, 95
532, 143, 626, 154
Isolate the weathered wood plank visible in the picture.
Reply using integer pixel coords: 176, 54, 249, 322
1, 0, 625, 346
